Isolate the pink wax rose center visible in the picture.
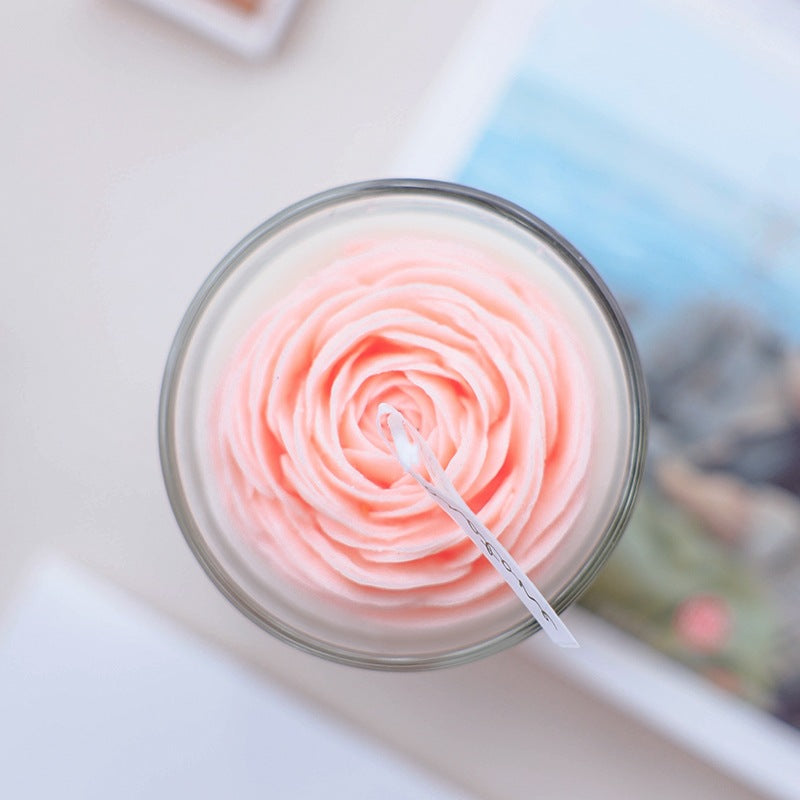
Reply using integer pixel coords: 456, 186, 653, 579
211, 236, 594, 623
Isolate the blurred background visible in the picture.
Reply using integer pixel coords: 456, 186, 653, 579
2, 1, 799, 798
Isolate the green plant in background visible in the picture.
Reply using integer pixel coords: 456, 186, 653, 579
581, 487, 779, 710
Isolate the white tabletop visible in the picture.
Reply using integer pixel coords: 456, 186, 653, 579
0, 2, 767, 797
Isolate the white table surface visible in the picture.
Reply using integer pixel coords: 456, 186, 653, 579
0, 2, 768, 798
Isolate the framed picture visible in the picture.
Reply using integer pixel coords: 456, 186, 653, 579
394, 1, 800, 797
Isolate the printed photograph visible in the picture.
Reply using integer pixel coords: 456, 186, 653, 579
457, 0, 800, 730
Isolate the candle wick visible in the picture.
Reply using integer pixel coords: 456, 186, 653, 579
380, 403, 420, 471
375, 402, 579, 649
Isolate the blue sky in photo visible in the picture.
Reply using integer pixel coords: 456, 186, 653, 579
457, 0, 800, 342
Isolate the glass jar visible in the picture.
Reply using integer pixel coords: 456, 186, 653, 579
158, 179, 647, 669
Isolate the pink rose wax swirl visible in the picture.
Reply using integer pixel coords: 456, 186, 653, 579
212, 236, 592, 627
160, 181, 646, 668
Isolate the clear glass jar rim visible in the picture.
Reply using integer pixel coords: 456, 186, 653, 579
158, 178, 648, 670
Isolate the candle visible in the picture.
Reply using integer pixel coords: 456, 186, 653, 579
160, 181, 646, 668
